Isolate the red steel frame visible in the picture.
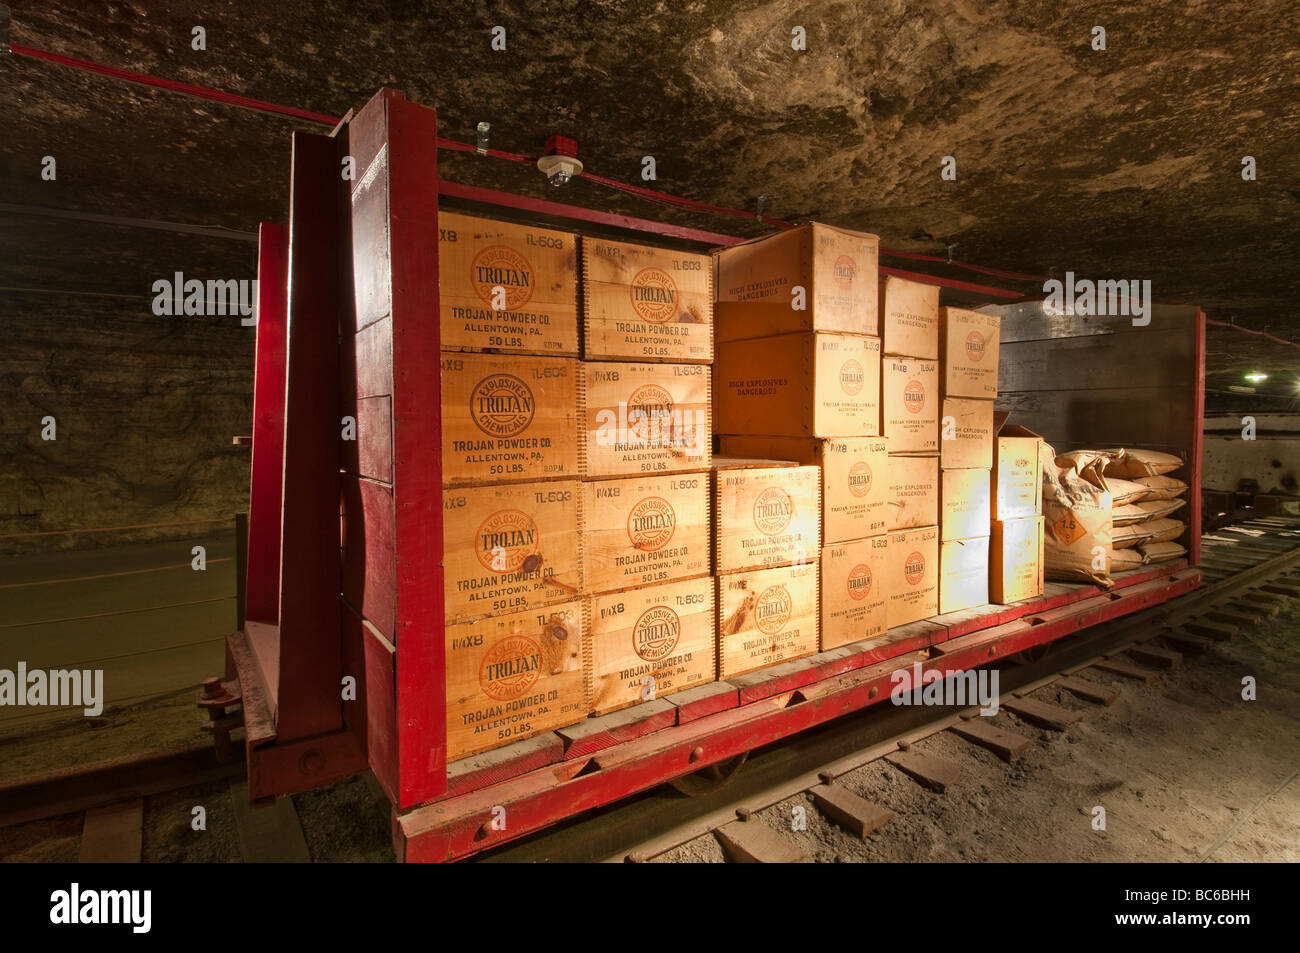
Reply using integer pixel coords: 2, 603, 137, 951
228, 88, 1207, 856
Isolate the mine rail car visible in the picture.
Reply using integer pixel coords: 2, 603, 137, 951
216, 87, 1210, 862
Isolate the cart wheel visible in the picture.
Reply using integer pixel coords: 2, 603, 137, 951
668, 752, 749, 797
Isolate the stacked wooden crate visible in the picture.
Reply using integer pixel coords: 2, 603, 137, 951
990, 414, 1046, 602
712, 223, 886, 664
879, 276, 940, 626
936, 306, 1001, 613
579, 237, 717, 715
437, 213, 589, 761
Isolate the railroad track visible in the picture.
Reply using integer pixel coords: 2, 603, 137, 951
476, 516, 1300, 863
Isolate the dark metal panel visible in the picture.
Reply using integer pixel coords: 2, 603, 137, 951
276, 131, 344, 741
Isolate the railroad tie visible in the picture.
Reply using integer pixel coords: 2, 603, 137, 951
714, 818, 811, 863
950, 718, 1032, 762
1202, 610, 1258, 629
1003, 696, 1084, 731
1162, 630, 1215, 654
1240, 590, 1289, 610
885, 749, 963, 793
1057, 676, 1121, 706
1225, 599, 1278, 619
1260, 581, 1300, 598
809, 784, 895, 838
1183, 619, 1238, 640
1127, 644, 1183, 669
78, 799, 143, 863
229, 781, 311, 863
1091, 659, 1159, 683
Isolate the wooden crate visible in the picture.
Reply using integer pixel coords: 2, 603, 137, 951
880, 274, 939, 359
718, 435, 889, 544
443, 481, 583, 624
586, 576, 716, 715
445, 601, 588, 762
717, 563, 820, 678
882, 358, 939, 453
940, 468, 991, 542
887, 453, 939, 530
885, 525, 938, 628
940, 397, 994, 470
713, 458, 822, 573
939, 536, 989, 614
990, 517, 1044, 603
582, 472, 710, 595
437, 211, 579, 356
940, 306, 999, 399
820, 536, 889, 650
582, 237, 713, 363
714, 331, 881, 438
583, 362, 711, 476
713, 222, 880, 337
441, 352, 581, 485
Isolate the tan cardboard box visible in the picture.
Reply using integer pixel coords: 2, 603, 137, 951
887, 453, 939, 531
582, 237, 713, 363
719, 435, 888, 544
940, 397, 994, 470
443, 481, 583, 624
990, 517, 1045, 604
939, 536, 989, 614
586, 577, 716, 715
712, 458, 822, 573
940, 307, 1000, 399
882, 358, 939, 453
941, 468, 991, 541
885, 525, 939, 629
583, 362, 711, 476
716, 562, 820, 677
437, 211, 579, 356
442, 353, 581, 485
880, 274, 939, 359
714, 331, 881, 438
992, 412, 1045, 520
820, 536, 889, 650
445, 601, 588, 761
582, 473, 710, 595
713, 223, 880, 338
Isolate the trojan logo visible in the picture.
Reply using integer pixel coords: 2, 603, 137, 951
472, 245, 534, 310
965, 330, 986, 362
753, 487, 794, 536
754, 585, 793, 634
839, 359, 865, 396
847, 563, 873, 601
475, 510, 539, 572
904, 551, 926, 586
479, 635, 542, 701
903, 379, 926, 415
848, 461, 872, 498
470, 373, 536, 437
627, 497, 677, 551
629, 267, 678, 324
633, 606, 680, 661
832, 254, 857, 290
627, 383, 675, 433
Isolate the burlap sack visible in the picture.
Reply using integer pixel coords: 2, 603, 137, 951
1043, 448, 1113, 587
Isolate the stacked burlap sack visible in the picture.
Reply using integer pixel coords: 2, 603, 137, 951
1043, 447, 1188, 588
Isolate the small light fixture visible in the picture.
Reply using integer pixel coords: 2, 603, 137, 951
538, 134, 582, 187
1245, 372, 1268, 383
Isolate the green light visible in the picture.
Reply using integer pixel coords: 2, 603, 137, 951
1244, 372, 1268, 383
